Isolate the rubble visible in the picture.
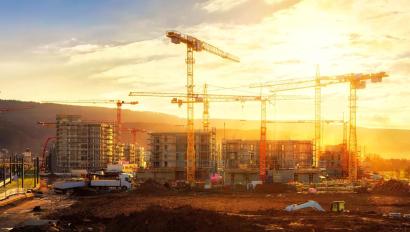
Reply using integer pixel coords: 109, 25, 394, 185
134, 179, 171, 194
372, 180, 410, 196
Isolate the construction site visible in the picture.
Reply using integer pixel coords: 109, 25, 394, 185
1, 1, 410, 231
0, 30, 405, 232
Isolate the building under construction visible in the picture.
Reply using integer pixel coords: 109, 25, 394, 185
149, 130, 216, 182
123, 143, 145, 167
222, 139, 313, 184
319, 144, 349, 178
55, 115, 114, 173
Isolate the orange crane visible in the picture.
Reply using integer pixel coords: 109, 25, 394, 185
171, 92, 269, 181
41, 100, 138, 145
166, 31, 239, 182
36, 121, 57, 172
252, 70, 388, 181
121, 127, 147, 145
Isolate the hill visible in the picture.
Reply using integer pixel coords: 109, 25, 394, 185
0, 100, 409, 159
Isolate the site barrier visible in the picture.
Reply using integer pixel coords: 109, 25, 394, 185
0, 187, 27, 201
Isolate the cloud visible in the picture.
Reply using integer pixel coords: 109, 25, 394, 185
1, 0, 410, 129
390, 58, 410, 75
272, 59, 301, 65
199, 0, 249, 13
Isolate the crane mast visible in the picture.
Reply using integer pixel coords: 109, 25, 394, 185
166, 30, 239, 183
349, 81, 358, 180
203, 84, 210, 132
259, 98, 267, 180
314, 66, 321, 167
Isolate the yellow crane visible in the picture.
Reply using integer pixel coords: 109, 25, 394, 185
252, 70, 388, 181
319, 72, 388, 181
166, 31, 239, 182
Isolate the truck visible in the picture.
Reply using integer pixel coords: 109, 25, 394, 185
52, 173, 133, 194
90, 173, 132, 190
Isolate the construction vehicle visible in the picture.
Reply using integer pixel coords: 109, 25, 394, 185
166, 30, 239, 183
90, 173, 132, 191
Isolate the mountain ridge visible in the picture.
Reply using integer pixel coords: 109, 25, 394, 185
0, 100, 409, 159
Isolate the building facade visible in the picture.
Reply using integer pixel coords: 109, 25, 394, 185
149, 131, 216, 182
222, 139, 313, 184
55, 115, 114, 173
319, 144, 348, 178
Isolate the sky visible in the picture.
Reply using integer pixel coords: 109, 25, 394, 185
0, 0, 409, 129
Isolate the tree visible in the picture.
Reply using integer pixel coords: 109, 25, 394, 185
405, 166, 410, 179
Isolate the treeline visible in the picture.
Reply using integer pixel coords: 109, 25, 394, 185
364, 154, 410, 172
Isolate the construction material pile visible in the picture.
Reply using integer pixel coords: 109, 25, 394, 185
135, 179, 170, 194
372, 180, 410, 196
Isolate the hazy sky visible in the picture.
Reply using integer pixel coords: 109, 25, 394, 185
0, 0, 409, 129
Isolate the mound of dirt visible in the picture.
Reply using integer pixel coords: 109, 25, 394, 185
372, 180, 410, 196
254, 183, 297, 193
135, 179, 170, 194
105, 205, 258, 232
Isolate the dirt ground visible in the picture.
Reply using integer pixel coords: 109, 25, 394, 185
36, 191, 410, 232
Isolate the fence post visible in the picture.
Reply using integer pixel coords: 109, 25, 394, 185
9, 155, 12, 184
3, 157, 5, 187
22, 157, 24, 190
36, 157, 40, 187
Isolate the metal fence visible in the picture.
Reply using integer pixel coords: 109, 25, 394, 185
0, 187, 27, 201
0, 178, 11, 188
0, 156, 40, 202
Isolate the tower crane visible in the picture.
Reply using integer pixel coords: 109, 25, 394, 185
41, 100, 138, 145
166, 31, 239, 182
121, 127, 148, 145
251, 70, 388, 181
130, 90, 311, 181
318, 72, 388, 181
169, 92, 311, 181
36, 121, 57, 172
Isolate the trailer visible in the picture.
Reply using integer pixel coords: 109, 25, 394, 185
53, 179, 87, 194
52, 173, 133, 194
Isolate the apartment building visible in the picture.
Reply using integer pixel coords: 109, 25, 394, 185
222, 139, 313, 184
149, 130, 216, 181
55, 115, 114, 173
